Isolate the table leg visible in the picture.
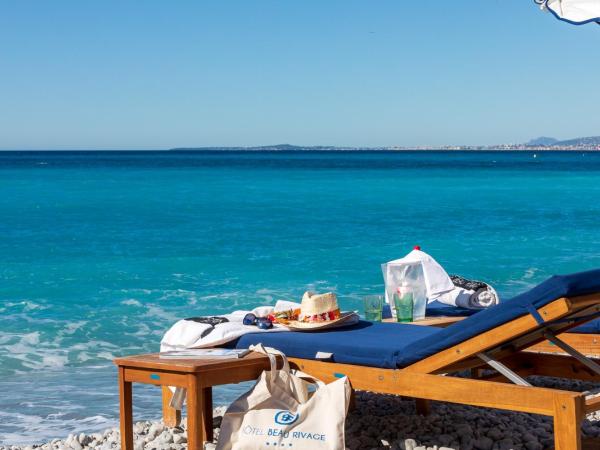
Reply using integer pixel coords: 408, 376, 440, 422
162, 386, 182, 427
203, 387, 214, 442
415, 398, 431, 416
118, 367, 134, 450
187, 374, 205, 450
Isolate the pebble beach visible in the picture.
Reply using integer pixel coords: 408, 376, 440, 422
3, 377, 599, 450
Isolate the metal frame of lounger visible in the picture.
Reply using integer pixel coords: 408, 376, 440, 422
283, 293, 600, 450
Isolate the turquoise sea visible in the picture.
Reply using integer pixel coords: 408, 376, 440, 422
2, 150, 600, 444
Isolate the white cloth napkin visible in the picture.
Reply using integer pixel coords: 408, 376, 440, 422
382, 249, 455, 299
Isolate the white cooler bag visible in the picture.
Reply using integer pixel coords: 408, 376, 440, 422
216, 344, 351, 450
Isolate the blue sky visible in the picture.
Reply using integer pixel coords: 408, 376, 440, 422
0, 1, 598, 149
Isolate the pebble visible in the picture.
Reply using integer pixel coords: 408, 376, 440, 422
172, 434, 186, 445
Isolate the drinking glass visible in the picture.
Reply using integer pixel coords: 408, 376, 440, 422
393, 292, 414, 322
363, 295, 384, 322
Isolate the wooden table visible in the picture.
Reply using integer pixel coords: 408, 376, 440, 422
113, 352, 272, 450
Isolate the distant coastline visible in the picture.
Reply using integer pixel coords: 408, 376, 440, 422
3, 136, 600, 152
171, 145, 600, 152
170, 136, 600, 152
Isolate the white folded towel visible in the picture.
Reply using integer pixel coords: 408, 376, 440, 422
160, 300, 301, 352
437, 285, 499, 310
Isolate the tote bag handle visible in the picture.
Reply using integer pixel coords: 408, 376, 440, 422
292, 370, 326, 388
249, 344, 291, 385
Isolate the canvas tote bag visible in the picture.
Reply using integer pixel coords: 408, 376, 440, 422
216, 344, 351, 450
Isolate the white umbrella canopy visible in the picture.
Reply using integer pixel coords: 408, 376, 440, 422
536, 0, 600, 25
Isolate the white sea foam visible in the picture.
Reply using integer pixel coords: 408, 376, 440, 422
61, 321, 87, 335
124, 322, 152, 337
41, 354, 69, 369
523, 267, 540, 280
96, 351, 115, 361
5, 300, 49, 311
0, 410, 116, 445
76, 352, 92, 362
0, 328, 124, 375
118, 288, 153, 295
17, 332, 45, 349
121, 298, 142, 306
143, 304, 180, 323
254, 287, 286, 302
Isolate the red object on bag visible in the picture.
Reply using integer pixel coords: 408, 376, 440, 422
414, 245, 421, 251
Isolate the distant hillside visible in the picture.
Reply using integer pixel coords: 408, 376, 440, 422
524, 136, 600, 147
525, 137, 558, 146
554, 136, 600, 147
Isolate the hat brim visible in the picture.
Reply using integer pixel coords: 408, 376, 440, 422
284, 312, 359, 331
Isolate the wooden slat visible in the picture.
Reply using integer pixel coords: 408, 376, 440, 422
114, 351, 270, 373
124, 368, 188, 387
585, 395, 600, 414
527, 333, 600, 358
404, 297, 573, 374
289, 358, 579, 416
197, 360, 277, 387
515, 352, 600, 381
568, 293, 600, 310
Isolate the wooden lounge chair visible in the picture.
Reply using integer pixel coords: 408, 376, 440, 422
423, 300, 600, 358
221, 269, 600, 450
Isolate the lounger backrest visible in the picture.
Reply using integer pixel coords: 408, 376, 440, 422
396, 268, 600, 371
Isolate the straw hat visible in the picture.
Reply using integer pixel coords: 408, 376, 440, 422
285, 291, 358, 331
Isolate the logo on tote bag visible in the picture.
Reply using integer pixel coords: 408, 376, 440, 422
274, 410, 299, 425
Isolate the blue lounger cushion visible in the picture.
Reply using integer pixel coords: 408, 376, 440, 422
231, 321, 441, 369
571, 320, 600, 334
232, 269, 600, 368
426, 301, 477, 317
